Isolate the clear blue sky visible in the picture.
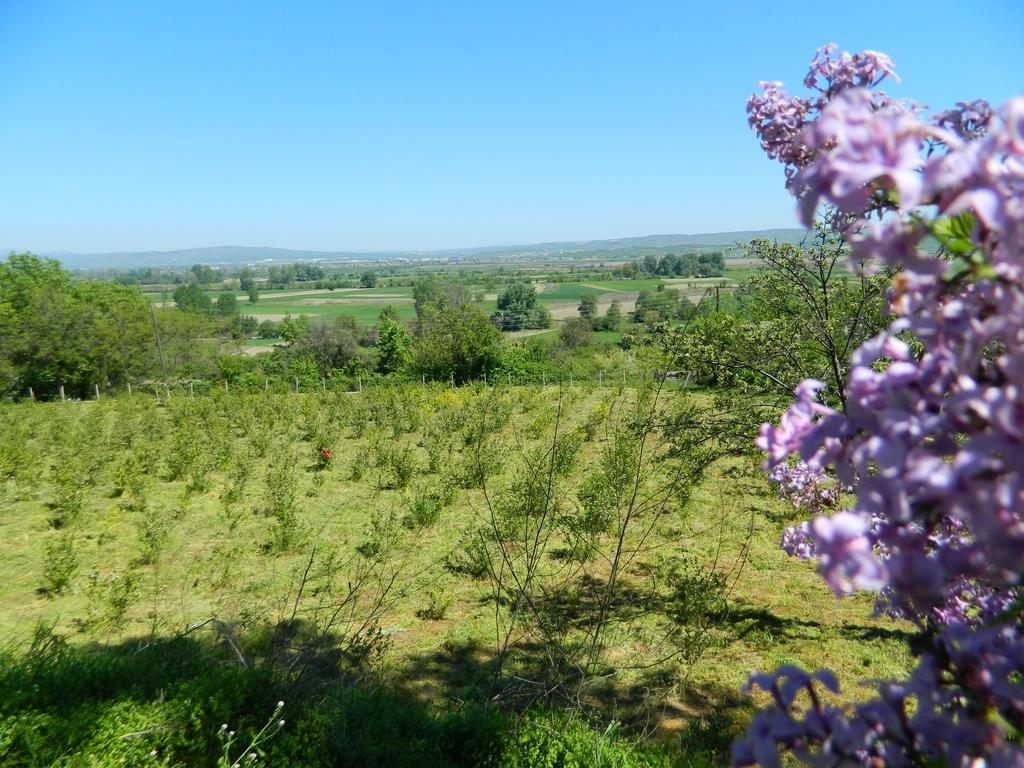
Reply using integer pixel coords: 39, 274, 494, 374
1, 1, 1021, 253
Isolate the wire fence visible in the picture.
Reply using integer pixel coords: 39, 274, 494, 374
25, 367, 690, 404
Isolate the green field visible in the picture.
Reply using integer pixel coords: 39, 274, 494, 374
147, 278, 742, 330
0, 385, 911, 764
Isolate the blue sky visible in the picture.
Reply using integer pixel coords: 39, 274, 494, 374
1, 1, 1021, 253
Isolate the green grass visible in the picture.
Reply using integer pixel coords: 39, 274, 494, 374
532, 282, 615, 301
248, 301, 418, 324
242, 337, 284, 348
0, 387, 910, 702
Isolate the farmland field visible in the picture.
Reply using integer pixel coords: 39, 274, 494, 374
146, 278, 751, 329
0, 383, 911, 765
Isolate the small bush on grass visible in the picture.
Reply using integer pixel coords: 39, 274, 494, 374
41, 532, 78, 595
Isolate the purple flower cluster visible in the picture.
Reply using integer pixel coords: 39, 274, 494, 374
736, 45, 1024, 767
768, 460, 840, 515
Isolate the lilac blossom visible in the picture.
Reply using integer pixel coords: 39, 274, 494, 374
734, 44, 1024, 767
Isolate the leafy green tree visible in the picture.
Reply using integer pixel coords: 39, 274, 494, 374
258, 319, 281, 338
173, 284, 212, 314
632, 287, 681, 324
280, 314, 310, 344
577, 293, 598, 324
0, 254, 155, 397
289, 315, 365, 375
657, 218, 889, 409
360, 271, 377, 288
247, 285, 259, 304
491, 282, 550, 331
238, 267, 255, 292
215, 293, 239, 316
376, 308, 411, 374
190, 264, 220, 285
412, 278, 471, 316
559, 317, 593, 349
413, 299, 502, 382
594, 299, 622, 332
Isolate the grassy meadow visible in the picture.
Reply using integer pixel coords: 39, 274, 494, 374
0, 382, 910, 765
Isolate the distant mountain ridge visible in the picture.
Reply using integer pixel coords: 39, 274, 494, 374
19, 228, 808, 270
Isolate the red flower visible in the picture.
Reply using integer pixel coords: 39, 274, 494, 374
318, 447, 332, 460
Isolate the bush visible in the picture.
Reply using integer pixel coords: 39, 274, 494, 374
500, 711, 672, 768
404, 481, 454, 530
415, 588, 453, 621
444, 527, 492, 579
41, 533, 78, 595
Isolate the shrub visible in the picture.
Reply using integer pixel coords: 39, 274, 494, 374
415, 588, 453, 621
444, 527, 492, 579
41, 533, 78, 595
382, 444, 416, 490
357, 509, 400, 559
403, 482, 453, 530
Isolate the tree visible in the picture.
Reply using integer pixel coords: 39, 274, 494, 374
247, 285, 259, 304
491, 282, 550, 331
286, 314, 366, 376
173, 284, 212, 315
238, 267, 255, 292
559, 317, 593, 349
258, 319, 281, 338
594, 300, 622, 332
577, 293, 598, 324
360, 271, 377, 288
412, 299, 502, 383
658, 217, 888, 410
0, 254, 156, 397
412, 278, 471, 316
376, 309, 411, 374
215, 292, 239, 317
733, 44, 1024, 767
190, 264, 220, 285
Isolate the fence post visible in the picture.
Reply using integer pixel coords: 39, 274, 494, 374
94, 384, 100, 400
127, 381, 132, 395
358, 376, 363, 392
294, 377, 299, 394
59, 385, 65, 402
622, 369, 626, 386
224, 380, 229, 394
190, 381, 195, 399
599, 371, 603, 387
421, 374, 425, 385
166, 384, 171, 401
265, 378, 269, 391
28, 387, 35, 401
569, 372, 573, 386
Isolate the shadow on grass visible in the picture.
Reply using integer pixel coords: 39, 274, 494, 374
0, 617, 736, 767
723, 603, 915, 644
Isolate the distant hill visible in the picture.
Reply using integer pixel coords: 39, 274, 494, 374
21, 229, 808, 270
